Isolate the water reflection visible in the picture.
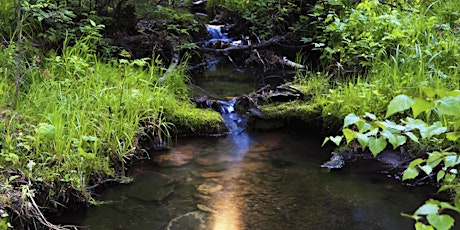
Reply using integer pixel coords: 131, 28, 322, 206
51, 129, 435, 230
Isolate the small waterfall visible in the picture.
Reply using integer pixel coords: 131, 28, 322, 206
205, 24, 233, 46
217, 98, 247, 135
206, 25, 225, 40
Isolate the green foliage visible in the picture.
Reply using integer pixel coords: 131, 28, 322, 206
306, 0, 458, 71
0, 22, 223, 227
208, 0, 306, 39
325, 89, 460, 229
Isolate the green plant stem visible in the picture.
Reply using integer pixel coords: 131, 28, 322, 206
13, 0, 21, 110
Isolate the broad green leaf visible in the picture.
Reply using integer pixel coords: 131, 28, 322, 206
427, 151, 443, 168
426, 214, 454, 230
386, 94, 415, 118
437, 170, 445, 182
36, 123, 56, 140
420, 165, 432, 175
389, 134, 406, 149
368, 137, 387, 156
364, 128, 379, 137
446, 132, 460, 142
422, 87, 437, 98
342, 128, 355, 144
435, 88, 449, 98
379, 120, 405, 131
357, 133, 369, 149
405, 131, 419, 143
415, 222, 434, 230
444, 154, 460, 168
381, 129, 407, 149
402, 166, 419, 180
365, 112, 377, 120
440, 201, 460, 213
330, 136, 343, 146
414, 203, 439, 215
436, 96, 460, 117
402, 117, 427, 131
412, 98, 434, 118
344, 113, 360, 127
380, 129, 395, 144
409, 158, 425, 167
356, 120, 371, 133
420, 122, 447, 139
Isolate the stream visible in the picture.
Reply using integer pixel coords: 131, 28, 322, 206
50, 24, 437, 230
52, 121, 435, 229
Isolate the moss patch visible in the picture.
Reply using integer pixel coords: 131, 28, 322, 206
259, 101, 320, 123
168, 105, 227, 136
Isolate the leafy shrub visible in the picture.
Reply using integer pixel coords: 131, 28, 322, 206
325, 89, 460, 229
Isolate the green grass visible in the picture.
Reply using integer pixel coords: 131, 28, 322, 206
0, 33, 224, 222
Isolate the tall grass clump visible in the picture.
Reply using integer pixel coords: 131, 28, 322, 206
302, 0, 460, 123
0, 17, 223, 227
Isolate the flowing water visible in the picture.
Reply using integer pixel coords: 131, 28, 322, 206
50, 24, 437, 229
52, 124, 435, 230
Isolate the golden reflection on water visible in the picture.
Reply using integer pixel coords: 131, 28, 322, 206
211, 191, 242, 230
210, 131, 250, 230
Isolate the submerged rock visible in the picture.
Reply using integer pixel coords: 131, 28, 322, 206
165, 211, 206, 230
197, 182, 223, 195
321, 152, 345, 169
126, 172, 176, 202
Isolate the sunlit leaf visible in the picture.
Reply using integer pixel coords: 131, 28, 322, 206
342, 128, 355, 144
446, 132, 460, 142
444, 154, 460, 168
344, 113, 360, 127
414, 203, 439, 215
36, 123, 56, 140
390, 134, 406, 149
415, 222, 434, 230
440, 201, 460, 213
357, 133, 369, 149
402, 117, 427, 131
420, 165, 433, 175
322, 137, 330, 147
368, 137, 386, 156
419, 122, 447, 139
427, 151, 443, 168
330, 136, 343, 146
405, 131, 419, 143
412, 98, 434, 118
402, 166, 419, 180
422, 87, 437, 98
386, 94, 415, 118
356, 120, 371, 133
436, 96, 460, 117
365, 112, 377, 120
364, 128, 379, 137
437, 170, 445, 182
379, 120, 405, 131
426, 214, 454, 230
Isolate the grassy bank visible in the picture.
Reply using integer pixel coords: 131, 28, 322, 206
0, 33, 223, 228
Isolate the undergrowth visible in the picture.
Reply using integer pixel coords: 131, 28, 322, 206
0, 21, 222, 228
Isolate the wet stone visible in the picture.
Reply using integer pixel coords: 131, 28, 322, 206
200, 171, 226, 178
154, 145, 197, 167
197, 182, 223, 195
125, 173, 176, 202
165, 211, 206, 230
